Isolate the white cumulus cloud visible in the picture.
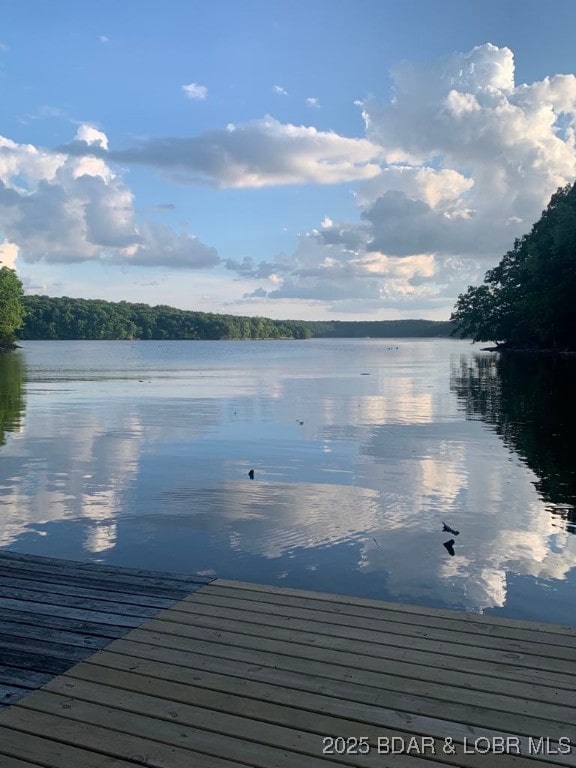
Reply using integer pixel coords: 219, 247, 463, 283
234, 43, 576, 313
0, 126, 219, 270
5, 42, 575, 317
0, 241, 18, 268
272, 85, 288, 96
74, 124, 109, 150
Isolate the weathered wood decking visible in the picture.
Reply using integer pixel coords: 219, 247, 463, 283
0, 550, 213, 709
0, 554, 575, 767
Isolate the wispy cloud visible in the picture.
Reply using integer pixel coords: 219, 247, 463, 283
182, 82, 207, 100
272, 84, 288, 96
306, 97, 320, 108
99, 35, 110, 44
20, 105, 73, 126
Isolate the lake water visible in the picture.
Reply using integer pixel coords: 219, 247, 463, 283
1, 338, 575, 624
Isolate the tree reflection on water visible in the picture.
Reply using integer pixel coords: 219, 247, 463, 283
451, 352, 576, 531
0, 352, 25, 448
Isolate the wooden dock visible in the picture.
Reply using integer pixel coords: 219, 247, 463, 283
0, 550, 213, 709
0, 553, 575, 766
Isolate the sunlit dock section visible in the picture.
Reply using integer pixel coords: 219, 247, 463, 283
1, 574, 576, 766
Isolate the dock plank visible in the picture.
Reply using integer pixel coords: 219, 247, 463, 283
0, 574, 180, 608
0, 649, 74, 676
33, 681, 387, 768
212, 579, 576, 637
0, 550, 211, 585
0, 634, 97, 662
195, 586, 576, 648
12, 695, 359, 768
148, 609, 576, 689
0, 585, 161, 618
62, 662, 575, 768
167, 600, 576, 661
0, 621, 115, 651
0, 722, 190, 768
0, 685, 31, 708
0, 559, 203, 597
0, 607, 128, 638
82, 650, 576, 766
0, 601, 126, 639
137, 617, 575, 707
0, 666, 53, 690
0, 550, 213, 730
148, 608, 576, 676
0, 597, 147, 627
1, 567, 575, 767
108, 635, 576, 739
0, 755, 46, 768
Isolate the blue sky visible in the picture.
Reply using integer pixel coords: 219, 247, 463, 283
2, 0, 576, 319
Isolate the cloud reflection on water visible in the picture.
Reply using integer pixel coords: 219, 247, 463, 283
0, 340, 575, 621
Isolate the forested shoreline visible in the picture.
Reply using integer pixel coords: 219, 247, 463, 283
17, 295, 454, 341
3, 182, 576, 350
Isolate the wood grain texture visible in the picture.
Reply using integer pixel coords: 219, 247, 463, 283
0, 550, 212, 714
0, 550, 211, 584
194, 586, 576, 648
1, 573, 575, 766
210, 580, 576, 636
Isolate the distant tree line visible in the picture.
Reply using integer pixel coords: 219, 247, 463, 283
309, 319, 455, 338
19, 296, 312, 340
451, 182, 576, 350
17, 295, 455, 341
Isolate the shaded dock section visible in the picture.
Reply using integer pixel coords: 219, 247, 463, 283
0, 550, 213, 709
0, 567, 576, 765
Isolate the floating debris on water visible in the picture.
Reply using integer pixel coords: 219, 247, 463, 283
443, 539, 456, 556
442, 521, 460, 536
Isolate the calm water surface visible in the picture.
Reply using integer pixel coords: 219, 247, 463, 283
1, 339, 575, 624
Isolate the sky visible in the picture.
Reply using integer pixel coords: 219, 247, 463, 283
1, 0, 576, 321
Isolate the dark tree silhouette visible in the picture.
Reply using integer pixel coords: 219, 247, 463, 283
452, 182, 576, 350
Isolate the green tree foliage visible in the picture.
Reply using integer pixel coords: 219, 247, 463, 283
451, 182, 576, 349
18, 295, 455, 341
0, 266, 25, 345
0, 351, 25, 447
